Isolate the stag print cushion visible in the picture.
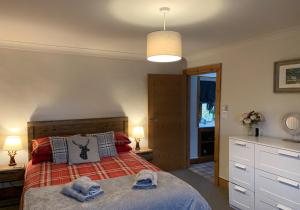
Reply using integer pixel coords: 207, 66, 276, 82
67, 136, 100, 165
87, 131, 117, 158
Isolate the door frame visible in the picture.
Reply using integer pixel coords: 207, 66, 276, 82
183, 63, 222, 185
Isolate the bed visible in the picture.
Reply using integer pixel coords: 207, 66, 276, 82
23, 117, 211, 210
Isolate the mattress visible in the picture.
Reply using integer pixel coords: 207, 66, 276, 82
24, 151, 159, 192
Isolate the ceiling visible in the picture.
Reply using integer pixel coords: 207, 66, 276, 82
1, 0, 300, 59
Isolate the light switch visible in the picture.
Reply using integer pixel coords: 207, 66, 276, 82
222, 105, 229, 112
221, 105, 229, 119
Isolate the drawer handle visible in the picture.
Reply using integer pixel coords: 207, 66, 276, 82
234, 141, 246, 147
277, 177, 299, 188
234, 163, 246, 170
233, 185, 246, 193
276, 204, 293, 210
278, 150, 299, 159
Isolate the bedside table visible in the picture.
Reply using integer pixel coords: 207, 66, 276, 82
133, 148, 153, 161
0, 164, 25, 208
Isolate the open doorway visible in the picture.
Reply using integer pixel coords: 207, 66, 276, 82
189, 73, 216, 183
183, 64, 221, 185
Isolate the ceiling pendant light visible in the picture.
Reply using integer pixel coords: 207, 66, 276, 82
147, 7, 182, 63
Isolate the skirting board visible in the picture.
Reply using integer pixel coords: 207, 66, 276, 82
190, 155, 214, 164
218, 177, 228, 189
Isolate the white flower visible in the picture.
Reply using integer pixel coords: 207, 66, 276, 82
241, 111, 264, 128
258, 113, 264, 121
244, 118, 251, 124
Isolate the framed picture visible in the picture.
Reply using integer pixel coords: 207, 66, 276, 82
274, 58, 300, 93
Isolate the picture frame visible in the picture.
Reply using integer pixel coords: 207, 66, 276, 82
274, 58, 300, 93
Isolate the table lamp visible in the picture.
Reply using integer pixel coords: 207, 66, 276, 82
3, 136, 22, 166
133, 126, 144, 151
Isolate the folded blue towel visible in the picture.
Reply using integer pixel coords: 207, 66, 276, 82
133, 169, 158, 189
61, 184, 103, 202
72, 176, 101, 195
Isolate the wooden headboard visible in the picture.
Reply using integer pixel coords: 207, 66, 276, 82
27, 116, 128, 160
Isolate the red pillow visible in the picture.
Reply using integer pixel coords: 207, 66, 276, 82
116, 144, 132, 153
31, 137, 52, 164
32, 153, 53, 164
114, 132, 131, 145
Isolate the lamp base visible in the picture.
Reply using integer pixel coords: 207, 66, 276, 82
9, 156, 17, 166
8, 151, 17, 166
135, 142, 141, 151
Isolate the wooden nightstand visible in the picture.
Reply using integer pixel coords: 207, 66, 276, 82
133, 148, 153, 161
0, 164, 25, 208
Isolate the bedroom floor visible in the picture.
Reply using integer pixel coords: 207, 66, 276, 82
171, 169, 233, 210
189, 161, 215, 183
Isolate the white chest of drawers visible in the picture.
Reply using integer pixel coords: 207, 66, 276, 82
229, 136, 300, 210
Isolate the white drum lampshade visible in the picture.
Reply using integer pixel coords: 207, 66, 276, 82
147, 30, 182, 63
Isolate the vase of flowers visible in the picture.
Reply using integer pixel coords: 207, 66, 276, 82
240, 111, 264, 136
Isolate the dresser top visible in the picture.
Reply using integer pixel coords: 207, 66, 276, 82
230, 136, 300, 152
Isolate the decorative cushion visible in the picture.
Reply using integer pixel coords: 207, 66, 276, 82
32, 137, 51, 154
67, 136, 100, 165
32, 154, 53, 164
114, 132, 131, 146
50, 136, 69, 164
116, 144, 132, 153
87, 131, 117, 158
32, 137, 52, 164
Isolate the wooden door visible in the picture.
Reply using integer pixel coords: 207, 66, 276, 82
148, 74, 186, 171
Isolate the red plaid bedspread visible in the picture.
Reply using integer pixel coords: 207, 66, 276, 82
24, 152, 159, 192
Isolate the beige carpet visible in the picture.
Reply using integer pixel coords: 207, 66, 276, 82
171, 169, 233, 210
189, 161, 215, 183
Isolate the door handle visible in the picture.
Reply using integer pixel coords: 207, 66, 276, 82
277, 176, 299, 188
276, 204, 293, 210
234, 141, 246, 147
234, 163, 246, 170
278, 149, 299, 159
233, 185, 246, 193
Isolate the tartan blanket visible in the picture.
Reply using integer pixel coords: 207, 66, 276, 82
24, 152, 159, 192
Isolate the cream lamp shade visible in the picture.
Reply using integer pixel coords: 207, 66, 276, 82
147, 31, 182, 62
146, 7, 182, 63
3, 136, 22, 151
132, 126, 145, 139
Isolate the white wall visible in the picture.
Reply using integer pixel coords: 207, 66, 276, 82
188, 27, 300, 180
0, 48, 185, 165
189, 76, 198, 159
